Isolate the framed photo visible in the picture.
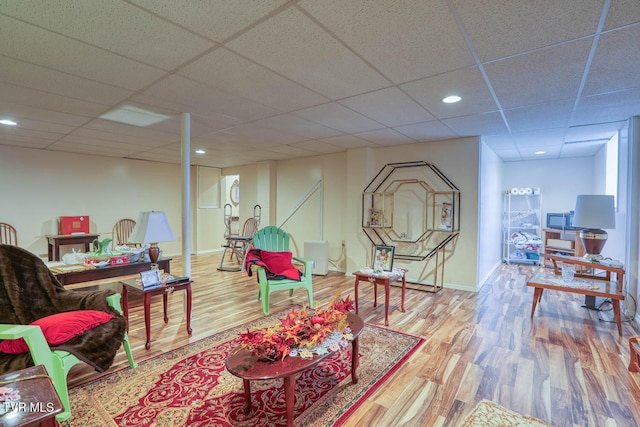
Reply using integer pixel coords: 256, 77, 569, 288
140, 269, 162, 288
373, 245, 395, 271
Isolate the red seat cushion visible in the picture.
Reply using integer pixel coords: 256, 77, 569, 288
0, 310, 114, 354
259, 250, 301, 279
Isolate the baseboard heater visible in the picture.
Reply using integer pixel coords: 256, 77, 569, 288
304, 240, 328, 275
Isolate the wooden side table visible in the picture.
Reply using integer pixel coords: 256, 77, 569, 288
0, 365, 63, 426
120, 277, 193, 350
352, 269, 406, 326
45, 233, 100, 261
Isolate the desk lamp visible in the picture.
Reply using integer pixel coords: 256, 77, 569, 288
572, 195, 615, 262
129, 211, 175, 268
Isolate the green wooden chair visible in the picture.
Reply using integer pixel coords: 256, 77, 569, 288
251, 226, 314, 314
0, 244, 137, 422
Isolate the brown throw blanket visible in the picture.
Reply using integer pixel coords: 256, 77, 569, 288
0, 244, 126, 374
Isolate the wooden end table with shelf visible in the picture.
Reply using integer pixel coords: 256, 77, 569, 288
352, 269, 406, 326
119, 277, 192, 350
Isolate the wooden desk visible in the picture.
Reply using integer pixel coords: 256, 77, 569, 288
46, 233, 99, 261
353, 269, 406, 326
53, 258, 171, 286
541, 253, 625, 310
527, 269, 624, 336
225, 313, 363, 427
120, 277, 192, 350
0, 365, 63, 426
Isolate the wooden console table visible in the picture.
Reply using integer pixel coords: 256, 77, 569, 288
53, 258, 171, 285
46, 233, 99, 261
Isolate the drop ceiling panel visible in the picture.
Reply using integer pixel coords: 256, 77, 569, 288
565, 121, 626, 143
178, 48, 328, 112
227, 7, 389, 99
300, 0, 474, 83
0, 103, 91, 127
485, 39, 592, 109
83, 119, 180, 143
290, 140, 348, 154
572, 87, 640, 126
561, 141, 607, 157
0, 126, 63, 142
264, 145, 317, 157
249, 114, 343, 140
0, 15, 165, 90
292, 102, 383, 134
393, 121, 458, 142
603, 0, 640, 30
0, 56, 133, 105
400, 67, 498, 120
53, 134, 154, 155
354, 129, 417, 146
339, 87, 434, 127
513, 128, 565, 147
0, 0, 214, 71
317, 135, 374, 149
453, 0, 603, 61
130, 0, 288, 42
503, 100, 574, 133
69, 128, 173, 148
442, 111, 508, 136
3, 118, 75, 135
0, 136, 53, 149
583, 25, 640, 96
222, 122, 306, 145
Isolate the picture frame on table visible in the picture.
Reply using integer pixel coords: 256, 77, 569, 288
140, 269, 162, 288
373, 245, 395, 271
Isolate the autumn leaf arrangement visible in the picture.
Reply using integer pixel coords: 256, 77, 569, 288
239, 294, 356, 362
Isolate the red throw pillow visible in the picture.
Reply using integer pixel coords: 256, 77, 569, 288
260, 250, 295, 275
0, 310, 114, 354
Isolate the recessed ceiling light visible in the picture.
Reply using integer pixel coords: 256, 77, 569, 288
0, 119, 18, 126
99, 105, 171, 127
534, 151, 545, 155
195, 149, 206, 154
442, 95, 462, 104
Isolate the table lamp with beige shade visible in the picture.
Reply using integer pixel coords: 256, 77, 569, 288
572, 195, 615, 262
128, 211, 175, 268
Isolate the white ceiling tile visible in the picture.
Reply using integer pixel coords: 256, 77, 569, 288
393, 121, 458, 142
54, 134, 152, 155
290, 140, 348, 154
0, 15, 166, 90
0, 56, 133, 105
223, 122, 306, 145
3, 118, 75, 135
442, 111, 508, 136
565, 122, 626, 143
339, 87, 434, 127
250, 114, 343, 139
503, 100, 574, 133
354, 129, 417, 146
485, 39, 592, 109
561, 140, 607, 157
603, 0, 640, 30
227, 7, 389, 99
291, 103, 384, 134
0, 102, 90, 127
179, 48, 329, 112
0, 134, 52, 149
129, 0, 288, 42
583, 25, 640, 96
69, 128, 171, 148
0, 126, 62, 142
266, 145, 318, 157
572, 87, 640, 126
0, 0, 214, 70
84, 119, 180, 143
300, 0, 475, 83
453, 0, 604, 61
317, 135, 374, 149
513, 128, 566, 147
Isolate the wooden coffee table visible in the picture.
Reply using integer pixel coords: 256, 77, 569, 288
120, 277, 193, 349
225, 312, 364, 427
527, 269, 624, 336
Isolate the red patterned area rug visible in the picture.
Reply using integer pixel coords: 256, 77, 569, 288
66, 311, 423, 426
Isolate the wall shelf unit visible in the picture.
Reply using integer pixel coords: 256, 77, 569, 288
503, 189, 542, 265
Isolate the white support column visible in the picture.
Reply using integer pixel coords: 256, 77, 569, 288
181, 113, 192, 279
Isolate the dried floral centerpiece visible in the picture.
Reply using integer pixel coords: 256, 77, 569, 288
239, 294, 355, 362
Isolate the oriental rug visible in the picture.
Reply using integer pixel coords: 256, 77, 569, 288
460, 399, 553, 427
66, 311, 423, 426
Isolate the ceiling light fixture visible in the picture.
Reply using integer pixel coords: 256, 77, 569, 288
99, 105, 171, 127
0, 119, 18, 126
195, 149, 206, 154
534, 151, 545, 155
442, 95, 461, 104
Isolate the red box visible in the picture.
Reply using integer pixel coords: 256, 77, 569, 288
110, 255, 129, 265
59, 216, 90, 235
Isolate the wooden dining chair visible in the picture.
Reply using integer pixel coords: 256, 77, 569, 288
0, 223, 18, 246
111, 218, 139, 249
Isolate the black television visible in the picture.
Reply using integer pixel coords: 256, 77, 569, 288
546, 212, 580, 230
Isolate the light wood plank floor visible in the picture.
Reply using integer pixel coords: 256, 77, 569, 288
67, 253, 640, 426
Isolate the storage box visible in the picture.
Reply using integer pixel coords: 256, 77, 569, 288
110, 255, 129, 265
547, 238, 574, 250
59, 216, 90, 235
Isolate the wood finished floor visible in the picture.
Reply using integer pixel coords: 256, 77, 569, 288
66, 253, 640, 426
